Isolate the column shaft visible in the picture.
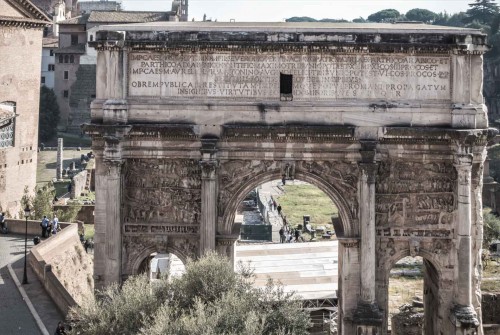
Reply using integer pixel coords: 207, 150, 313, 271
359, 163, 377, 303
455, 155, 473, 307
104, 161, 122, 285
200, 161, 217, 254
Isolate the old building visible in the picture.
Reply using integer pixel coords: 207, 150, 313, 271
0, 0, 51, 214
88, 22, 493, 334
55, 4, 186, 132
41, 36, 58, 87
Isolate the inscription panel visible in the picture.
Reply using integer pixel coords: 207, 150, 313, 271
129, 52, 451, 101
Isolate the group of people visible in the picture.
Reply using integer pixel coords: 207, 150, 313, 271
279, 225, 302, 243
40, 215, 59, 238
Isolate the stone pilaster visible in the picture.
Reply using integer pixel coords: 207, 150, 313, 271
338, 237, 361, 335
200, 138, 218, 255
452, 153, 479, 333
216, 235, 238, 268
353, 141, 383, 332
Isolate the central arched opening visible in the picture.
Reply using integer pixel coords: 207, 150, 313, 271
138, 252, 186, 280
229, 174, 348, 334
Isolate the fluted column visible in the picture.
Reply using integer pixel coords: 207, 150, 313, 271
104, 159, 123, 286
216, 236, 238, 269
359, 162, 377, 303
452, 153, 479, 333
200, 139, 218, 255
353, 141, 382, 333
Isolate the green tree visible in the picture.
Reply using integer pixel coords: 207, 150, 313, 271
38, 86, 60, 143
285, 16, 317, 22
405, 8, 438, 23
68, 253, 310, 335
33, 182, 56, 219
484, 208, 500, 246
433, 11, 468, 27
352, 17, 367, 23
464, 0, 499, 25
367, 9, 401, 22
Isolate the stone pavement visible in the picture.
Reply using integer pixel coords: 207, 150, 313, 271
0, 234, 63, 335
236, 241, 338, 300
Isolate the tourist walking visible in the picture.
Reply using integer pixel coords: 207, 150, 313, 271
40, 215, 49, 238
295, 229, 300, 242
272, 199, 277, 211
52, 215, 59, 235
0, 212, 6, 234
277, 204, 282, 216
279, 227, 285, 243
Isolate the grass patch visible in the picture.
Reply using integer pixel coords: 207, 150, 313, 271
84, 224, 95, 240
388, 277, 423, 323
276, 183, 338, 229
481, 279, 500, 292
37, 149, 91, 186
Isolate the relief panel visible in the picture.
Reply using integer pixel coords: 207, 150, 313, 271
376, 161, 456, 237
123, 159, 201, 234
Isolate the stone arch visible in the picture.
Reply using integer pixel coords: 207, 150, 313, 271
382, 248, 443, 335
219, 168, 357, 237
127, 242, 190, 276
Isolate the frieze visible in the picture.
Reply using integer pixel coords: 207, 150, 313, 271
123, 159, 201, 224
376, 228, 453, 238
123, 224, 199, 235
172, 238, 198, 260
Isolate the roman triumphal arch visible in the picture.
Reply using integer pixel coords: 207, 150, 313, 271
86, 22, 495, 334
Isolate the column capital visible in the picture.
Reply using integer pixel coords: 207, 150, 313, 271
337, 237, 360, 248
359, 162, 378, 184
103, 159, 124, 177
216, 235, 239, 246
200, 160, 218, 179
454, 153, 473, 168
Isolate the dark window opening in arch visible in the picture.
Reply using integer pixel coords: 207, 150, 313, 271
70, 55, 74, 63
59, 55, 63, 63
64, 55, 69, 63
280, 73, 293, 101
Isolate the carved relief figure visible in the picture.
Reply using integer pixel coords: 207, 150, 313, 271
376, 161, 457, 230
123, 159, 202, 225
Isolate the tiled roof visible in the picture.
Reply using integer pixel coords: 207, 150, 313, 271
59, 14, 90, 25
87, 10, 172, 23
55, 44, 86, 54
43, 37, 58, 48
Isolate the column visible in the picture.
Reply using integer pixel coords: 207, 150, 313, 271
200, 138, 218, 255
452, 153, 479, 333
104, 159, 123, 286
338, 238, 361, 335
56, 138, 63, 180
359, 162, 377, 303
353, 141, 382, 333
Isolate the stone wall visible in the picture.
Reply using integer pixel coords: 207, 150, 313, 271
6, 218, 71, 235
28, 223, 93, 315
0, 23, 43, 215
68, 64, 96, 133
483, 293, 500, 324
53, 204, 94, 224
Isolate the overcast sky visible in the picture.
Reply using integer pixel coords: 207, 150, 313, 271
121, 0, 474, 22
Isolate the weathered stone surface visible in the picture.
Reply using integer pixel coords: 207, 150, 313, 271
86, 22, 493, 335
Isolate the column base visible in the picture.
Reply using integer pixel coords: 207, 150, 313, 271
450, 305, 479, 334
352, 302, 383, 334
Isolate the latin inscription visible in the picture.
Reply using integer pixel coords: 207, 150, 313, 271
128, 52, 451, 100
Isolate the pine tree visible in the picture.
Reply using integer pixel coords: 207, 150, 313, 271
464, 0, 499, 25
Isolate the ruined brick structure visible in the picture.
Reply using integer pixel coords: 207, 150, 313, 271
87, 22, 495, 334
0, 0, 50, 214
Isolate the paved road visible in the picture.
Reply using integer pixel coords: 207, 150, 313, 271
0, 234, 63, 334
0, 234, 42, 334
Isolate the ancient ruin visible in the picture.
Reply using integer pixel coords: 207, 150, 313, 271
86, 22, 495, 334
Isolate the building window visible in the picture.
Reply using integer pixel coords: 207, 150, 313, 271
59, 55, 63, 63
63, 90, 69, 98
280, 73, 293, 101
70, 55, 74, 63
0, 102, 16, 148
64, 71, 69, 80
64, 55, 69, 63
71, 34, 78, 46
48, 64, 55, 71
50, 49, 54, 56
41, 76, 46, 84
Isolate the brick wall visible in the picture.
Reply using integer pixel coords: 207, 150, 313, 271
0, 24, 43, 215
